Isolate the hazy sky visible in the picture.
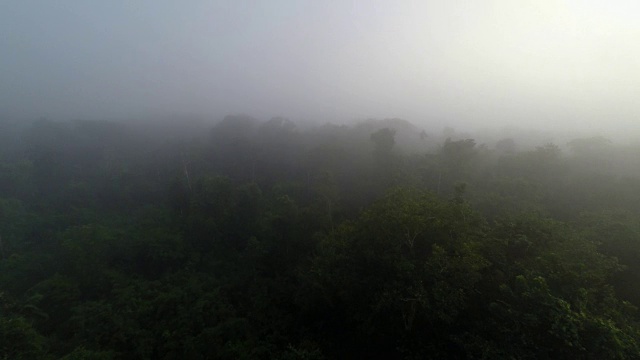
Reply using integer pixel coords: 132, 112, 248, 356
2, 1, 640, 132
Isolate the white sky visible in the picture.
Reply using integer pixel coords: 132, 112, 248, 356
2, 1, 640, 133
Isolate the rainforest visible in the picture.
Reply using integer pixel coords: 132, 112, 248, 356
2, 116, 640, 359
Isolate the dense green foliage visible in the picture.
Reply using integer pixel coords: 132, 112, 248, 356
2, 116, 640, 358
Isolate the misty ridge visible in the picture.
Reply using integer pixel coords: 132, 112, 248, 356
3, 114, 640, 189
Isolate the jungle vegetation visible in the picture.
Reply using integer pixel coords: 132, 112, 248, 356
2, 116, 640, 359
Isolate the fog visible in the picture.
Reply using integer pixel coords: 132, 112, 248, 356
2, 1, 640, 137
8, 3, 640, 357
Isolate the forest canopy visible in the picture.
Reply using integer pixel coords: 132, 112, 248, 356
2, 116, 640, 359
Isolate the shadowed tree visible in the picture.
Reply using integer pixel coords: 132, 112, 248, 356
370, 128, 398, 190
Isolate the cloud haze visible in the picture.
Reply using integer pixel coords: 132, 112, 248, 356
2, 1, 640, 133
